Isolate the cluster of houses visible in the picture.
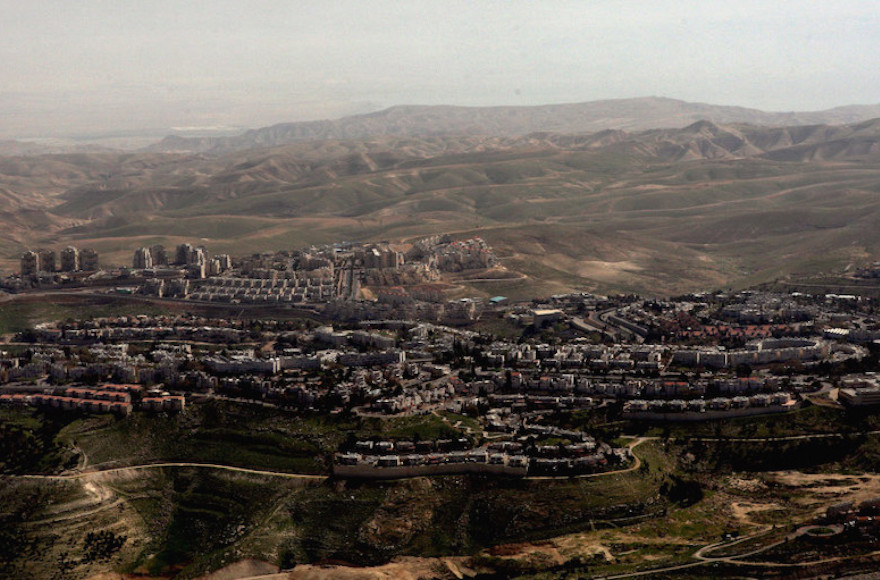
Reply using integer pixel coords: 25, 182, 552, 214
821, 499, 880, 538
2, 302, 863, 425
126, 236, 499, 309
622, 392, 797, 421
854, 263, 880, 279
188, 274, 337, 304
838, 374, 880, 406
594, 290, 880, 350
334, 450, 531, 477
670, 338, 831, 369
482, 342, 665, 372
486, 394, 596, 412
31, 316, 247, 344
333, 436, 628, 478
7, 273, 880, 491
204, 349, 407, 376
0, 383, 184, 415
370, 382, 458, 414
611, 291, 825, 333
325, 296, 483, 323
361, 264, 439, 287
6, 235, 505, 325
1, 343, 145, 386
4, 280, 880, 440
406, 235, 497, 272
459, 371, 795, 401
430, 237, 497, 272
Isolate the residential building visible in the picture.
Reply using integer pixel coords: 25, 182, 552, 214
60, 246, 79, 271
20, 251, 39, 277
133, 247, 153, 270
38, 249, 56, 273
80, 248, 99, 271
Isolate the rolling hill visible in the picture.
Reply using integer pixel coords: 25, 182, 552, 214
4, 117, 880, 295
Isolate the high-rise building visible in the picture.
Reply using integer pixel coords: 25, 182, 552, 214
133, 247, 153, 270
60, 246, 79, 272
191, 247, 206, 266
37, 249, 56, 273
80, 248, 99, 271
175, 243, 194, 265
186, 263, 206, 279
215, 254, 232, 271
150, 244, 168, 266
20, 251, 39, 278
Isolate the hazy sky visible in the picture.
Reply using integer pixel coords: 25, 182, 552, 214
3, 0, 879, 139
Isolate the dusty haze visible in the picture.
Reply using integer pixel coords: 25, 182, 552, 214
2, 0, 880, 140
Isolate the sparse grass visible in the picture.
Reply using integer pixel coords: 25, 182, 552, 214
0, 295, 173, 334
438, 411, 482, 434
51, 401, 346, 474
6, 133, 880, 294
357, 413, 468, 442
110, 468, 310, 577
15, 420, 880, 578
471, 313, 525, 339
0, 408, 79, 473
640, 404, 863, 441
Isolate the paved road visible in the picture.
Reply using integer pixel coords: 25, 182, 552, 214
525, 437, 646, 481
597, 561, 705, 579
598, 527, 821, 579
20, 430, 869, 485
14, 438, 652, 485
13, 438, 880, 577
678, 430, 880, 443
571, 316, 608, 336
582, 308, 620, 339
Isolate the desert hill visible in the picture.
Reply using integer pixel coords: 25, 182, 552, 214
5, 117, 880, 294
146, 97, 880, 154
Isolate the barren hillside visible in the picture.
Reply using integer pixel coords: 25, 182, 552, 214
4, 118, 880, 294
146, 97, 880, 154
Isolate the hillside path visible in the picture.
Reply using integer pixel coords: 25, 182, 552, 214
15, 462, 328, 481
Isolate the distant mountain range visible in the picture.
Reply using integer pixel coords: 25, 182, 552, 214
146, 97, 880, 154
0, 140, 119, 157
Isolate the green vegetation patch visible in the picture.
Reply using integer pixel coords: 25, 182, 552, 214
0, 295, 171, 334
356, 413, 470, 442
0, 408, 78, 474
61, 401, 339, 474
125, 468, 303, 577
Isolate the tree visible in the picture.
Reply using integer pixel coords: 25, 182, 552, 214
81, 530, 127, 563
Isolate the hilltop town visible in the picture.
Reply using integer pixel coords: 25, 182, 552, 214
8, 1, 880, 575
5, 235, 880, 468
6, 233, 880, 577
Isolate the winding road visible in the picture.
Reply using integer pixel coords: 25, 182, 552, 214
13, 435, 880, 577
15, 439, 651, 484
16, 462, 328, 482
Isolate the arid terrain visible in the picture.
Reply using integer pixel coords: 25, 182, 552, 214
4, 100, 880, 294
8, 1, 880, 577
